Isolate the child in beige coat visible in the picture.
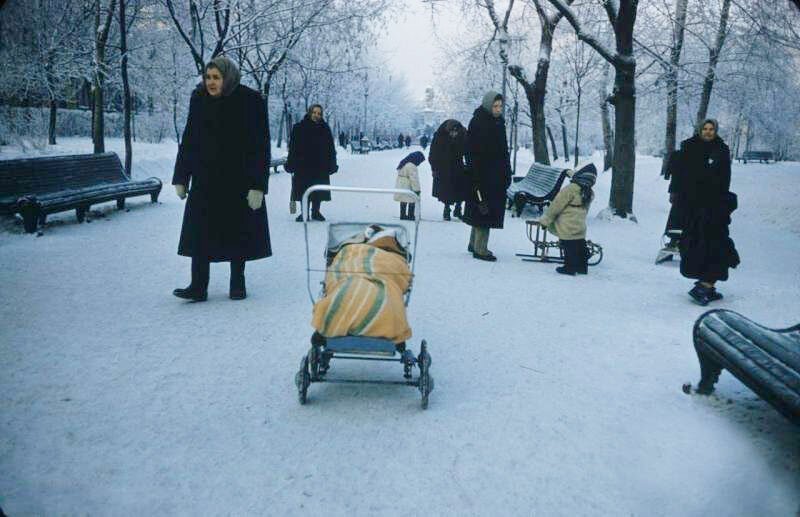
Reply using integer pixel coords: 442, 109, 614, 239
394, 151, 425, 220
538, 163, 597, 275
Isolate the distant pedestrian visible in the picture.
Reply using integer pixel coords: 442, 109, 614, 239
286, 104, 338, 222
420, 134, 429, 150
405, 135, 411, 148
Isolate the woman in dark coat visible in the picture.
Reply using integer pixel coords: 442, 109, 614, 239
172, 56, 271, 302
286, 104, 338, 222
462, 91, 512, 262
429, 119, 468, 221
677, 118, 740, 305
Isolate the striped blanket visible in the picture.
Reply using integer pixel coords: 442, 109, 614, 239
311, 242, 412, 344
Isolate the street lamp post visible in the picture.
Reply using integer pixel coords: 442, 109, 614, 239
363, 71, 369, 137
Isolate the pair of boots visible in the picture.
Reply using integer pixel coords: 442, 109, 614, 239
400, 202, 416, 220
468, 226, 495, 261
295, 200, 325, 222
689, 281, 723, 306
556, 239, 588, 275
173, 258, 246, 301
443, 202, 463, 221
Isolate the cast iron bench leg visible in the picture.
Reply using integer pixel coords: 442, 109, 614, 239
117, 198, 126, 210
150, 187, 161, 203
76, 205, 88, 223
695, 349, 723, 395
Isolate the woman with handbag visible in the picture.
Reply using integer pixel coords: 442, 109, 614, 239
461, 91, 512, 262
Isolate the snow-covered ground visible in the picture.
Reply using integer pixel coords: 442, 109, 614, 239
1, 138, 799, 515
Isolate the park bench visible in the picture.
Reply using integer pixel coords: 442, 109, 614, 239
687, 309, 800, 425
739, 150, 774, 164
350, 140, 362, 154
0, 152, 162, 233
270, 156, 287, 173
359, 138, 371, 154
506, 162, 569, 216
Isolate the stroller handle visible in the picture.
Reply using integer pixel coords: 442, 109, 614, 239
301, 185, 421, 305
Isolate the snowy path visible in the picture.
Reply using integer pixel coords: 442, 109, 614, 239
1, 139, 798, 515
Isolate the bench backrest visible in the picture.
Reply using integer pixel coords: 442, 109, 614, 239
0, 152, 127, 200
518, 162, 569, 199
350, 141, 361, 151
742, 151, 773, 159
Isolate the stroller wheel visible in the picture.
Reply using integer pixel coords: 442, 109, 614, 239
309, 345, 320, 381
295, 355, 310, 405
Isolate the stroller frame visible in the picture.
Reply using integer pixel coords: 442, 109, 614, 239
295, 185, 433, 409
515, 219, 604, 266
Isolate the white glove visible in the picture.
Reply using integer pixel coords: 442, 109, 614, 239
247, 189, 264, 210
174, 184, 187, 199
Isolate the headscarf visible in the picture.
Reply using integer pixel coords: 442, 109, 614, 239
436, 119, 466, 137
397, 151, 426, 170
481, 91, 503, 114
570, 163, 597, 206
205, 56, 241, 97
306, 104, 324, 121
696, 118, 719, 137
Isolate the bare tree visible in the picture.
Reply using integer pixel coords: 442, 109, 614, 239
548, 0, 640, 219
93, 0, 118, 154
509, 0, 573, 165
695, 0, 732, 127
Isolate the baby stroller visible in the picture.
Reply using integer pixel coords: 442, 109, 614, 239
294, 185, 434, 409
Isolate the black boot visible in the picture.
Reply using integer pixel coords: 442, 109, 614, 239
443, 204, 451, 221
173, 257, 209, 302
400, 202, 408, 220
689, 283, 713, 306
230, 260, 246, 300
453, 202, 463, 219
311, 200, 325, 221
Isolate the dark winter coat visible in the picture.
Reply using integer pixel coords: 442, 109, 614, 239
676, 135, 740, 282
420, 134, 429, 150
461, 107, 512, 229
286, 115, 338, 203
429, 120, 468, 204
173, 84, 271, 262
664, 149, 686, 233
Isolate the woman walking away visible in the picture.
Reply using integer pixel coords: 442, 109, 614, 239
462, 91, 512, 262
429, 119, 468, 221
394, 151, 424, 220
676, 118, 739, 305
172, 56, 271, 302
538, 164, 597, 275
286, 104, 338, 222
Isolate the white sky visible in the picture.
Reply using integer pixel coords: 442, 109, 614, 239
377, 2, 460, 102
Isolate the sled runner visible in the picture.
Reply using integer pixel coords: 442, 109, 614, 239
516, 219, 603, 266
655, 229, 682, 265
294, 185, 433, 409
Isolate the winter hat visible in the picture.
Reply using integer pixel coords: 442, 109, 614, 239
397, 151, 426, 170
481, 90, 503, 113
206, 55, 241, 97
570, 163, 597, 188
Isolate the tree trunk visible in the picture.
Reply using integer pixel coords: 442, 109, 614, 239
695, 0, 732, 128
546, 125, 558, 161
48, 97, 57, 145
92, 0, 116, 155
609, 64, 636, 217
120, 0, 133, 176
263, 80, 272, 162
276, 102, 286, 148
600, 65, 613, 171
558, 109, 570, 162
661, 0, 688, 176
573, 87, 582, 167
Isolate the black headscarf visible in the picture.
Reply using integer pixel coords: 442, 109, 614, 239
397, 151, 426, 170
